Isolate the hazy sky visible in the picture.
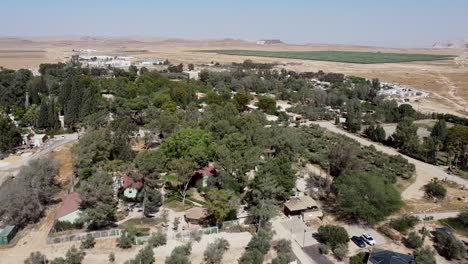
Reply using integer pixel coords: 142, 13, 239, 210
2, 0, 468, 47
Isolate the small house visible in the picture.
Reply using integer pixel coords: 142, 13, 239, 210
185, 207, 210, 225
0, 225, 17, 245
367, 250, 413, 264
194, 164, 216, 187
283, 195, 322, 221
55, 192, 82, 224
120, 174, 144, 199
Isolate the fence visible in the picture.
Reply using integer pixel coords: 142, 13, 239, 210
47, 229, 122, 244
222, 220, 240, 229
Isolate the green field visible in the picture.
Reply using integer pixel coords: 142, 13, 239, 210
200, 50, 454, 64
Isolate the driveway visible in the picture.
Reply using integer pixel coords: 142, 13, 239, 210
312, 121, 468, 200
342, 223, 388, 255
280, 217, 319, 247
414, 211, 459, 220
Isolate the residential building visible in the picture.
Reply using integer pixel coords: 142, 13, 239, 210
185, 207, 210, 225
367, 250, 413, 264
55, 192, 82, 224
283, 195, 322, 221
0, 225, 17, 245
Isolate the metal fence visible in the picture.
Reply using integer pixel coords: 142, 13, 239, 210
47, 229, 122, 244
222, 220, 240, 228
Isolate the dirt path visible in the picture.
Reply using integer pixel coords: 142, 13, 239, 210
311, 121, 468, 200
436, 73, 468, 110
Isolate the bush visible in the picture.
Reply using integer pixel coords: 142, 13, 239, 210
413, 246, 436, 264
148, 231, 167, 248
189, 229, 203, 242
127, 245, 154, 264
458, 209, 468, 227
165, 244, 192, 264
318, 243, 330, 255
204, 238, 230, 264
434, 231, 466, 260
318, 225, 349, 249
117, 233, 133, 249
24, 251, 48, 264
424, 182, 447, 200
80, 234, 95, 249
53, 220, 84, 232
333, 243, 348, 260
389, 215, 420, 233
403, 232, 423, 249
109, 252, 115, 263
238, 249, 264, 264
349, 252, 367, 264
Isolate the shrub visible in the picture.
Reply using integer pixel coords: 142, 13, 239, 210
148, 231, 167, 248
165, 244, 192, 264
413, 246, 436, 264
204, 238, 230, 264
238, 249, 264, 264
318, 243, 330, 255
434, 231, 466, 260
333, 243, 348, 260
109, 252, 115, 263
389, 215, 419, 233
127, 245, 154, 264
349, 252, 367, 264
24, 252, 48, 264
458, 209, 468, 227
424, 182, 447, 199
54, 220, 84, 232
318, 225, 349, 249
189, 229, 203, 242
117, 233, 133, 249
403, 232, 423, 249
80, 234, 95, 249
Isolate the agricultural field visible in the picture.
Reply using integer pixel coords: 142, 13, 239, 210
200, 50, 455, 64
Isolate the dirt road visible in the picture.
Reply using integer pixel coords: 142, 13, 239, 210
311, 121, 468, 200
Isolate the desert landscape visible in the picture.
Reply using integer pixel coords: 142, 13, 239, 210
1, 36, 467, 117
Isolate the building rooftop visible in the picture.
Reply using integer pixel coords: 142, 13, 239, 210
367, 250, 413, 264
284, 195, 317, 212
185, 207, 210, 220
56, 192, 81, 219
0, 225, 16, 236
122, 174, 144, 189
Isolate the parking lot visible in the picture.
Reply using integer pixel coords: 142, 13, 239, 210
342, 223, 389, 254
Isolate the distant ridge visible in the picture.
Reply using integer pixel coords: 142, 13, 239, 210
432, 39, 468, 49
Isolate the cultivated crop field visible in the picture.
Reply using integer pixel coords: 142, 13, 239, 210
200, 50, 455, 64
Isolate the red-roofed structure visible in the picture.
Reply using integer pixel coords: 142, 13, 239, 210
55, 192, 82, 223
121, 174, 144, 190
194, 164, 216, 177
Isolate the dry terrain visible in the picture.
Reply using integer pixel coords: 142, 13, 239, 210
1, 37, 467, 116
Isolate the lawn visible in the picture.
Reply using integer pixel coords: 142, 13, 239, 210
199, 50, 454, 64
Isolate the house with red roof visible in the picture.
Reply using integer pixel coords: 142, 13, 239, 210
194, 163, 216, 187
119, 173, 144, 199
55, 192, 82, 224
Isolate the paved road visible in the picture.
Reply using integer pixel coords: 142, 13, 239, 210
311, 121, 468, 200
0, 133, 78, 183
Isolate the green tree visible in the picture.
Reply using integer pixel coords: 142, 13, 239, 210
430, 119, 448, 142
143, 187, 162, 216
333, 243, 348, 261
424, 181, 447, 200
78, 172, 117, 228
127, 245, 154, 264
256, 97, 276, 115
160, 128, 213, 165
433, 231, 466, 260
413, 246, 436, 264
317, 225, 349, 249
233, 93, 250, 112
117, 232, 134, 249
445, 125, 468, 168
389, 215, 420, 233
206, 189, 239, 223
165, 244, 192, 264
24, 251, 48, 264
403, 232, 423, 249
204, 238, 230, 264
392, 117, 420, 154
148, 230, 167, 248
0, 115, 22, 152
167, 159, 198, 205
80, 234, 95, 249
188, 63, 195, 71
37, 100, 49, 129
349, 252, 367, 264
458, 209, 468, 227
65, 246, 86, 264
71, 129, 113, 171
335, 172, 403, 224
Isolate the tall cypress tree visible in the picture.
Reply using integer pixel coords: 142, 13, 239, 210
37, 100, 49, 129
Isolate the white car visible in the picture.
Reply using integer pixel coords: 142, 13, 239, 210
361, 233, 376, 245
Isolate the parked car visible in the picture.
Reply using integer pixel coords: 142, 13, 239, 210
361, 233, 376, 245
351, 236, 366, 248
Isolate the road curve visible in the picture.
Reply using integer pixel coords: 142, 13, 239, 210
311, 121, 467, 200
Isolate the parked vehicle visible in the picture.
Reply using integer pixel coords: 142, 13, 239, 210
351, 236, 366, 248
361, 233, 376, 245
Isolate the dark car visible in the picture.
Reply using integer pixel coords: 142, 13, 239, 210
351, 236, 366, 248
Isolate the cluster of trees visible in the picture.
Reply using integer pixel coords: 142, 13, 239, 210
0, 115, 22, 153
239, 226, 273, 263
317, 225, 349, 260
0, 159, 59, 228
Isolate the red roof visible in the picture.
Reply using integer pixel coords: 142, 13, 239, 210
122, 174, 144, 189
56, 192, 81, 219
195, 164, 216, 177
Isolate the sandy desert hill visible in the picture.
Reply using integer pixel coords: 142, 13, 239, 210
1, 36, 467, 116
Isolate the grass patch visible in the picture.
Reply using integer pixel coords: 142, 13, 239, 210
119, 217, 164, 227
439, 218, 468, 237
163, 200, 192, 212
199, 50, 454, 64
